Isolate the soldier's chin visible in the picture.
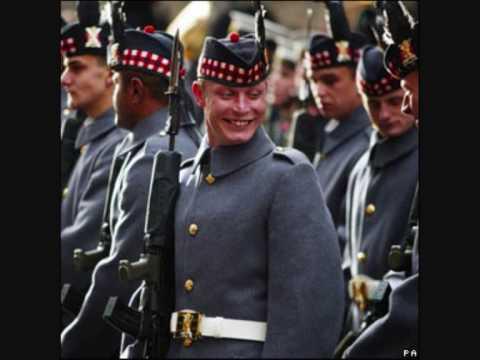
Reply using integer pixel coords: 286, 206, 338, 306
225, 129, 256, 145
67, 98, 78, 110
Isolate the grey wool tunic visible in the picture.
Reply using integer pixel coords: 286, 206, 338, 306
167, 127, 345, 358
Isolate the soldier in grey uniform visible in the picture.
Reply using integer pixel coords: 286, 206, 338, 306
343, 1, 419, 357
61, 19, 200, 358
61, 1, 126, 302
166, 29, 345, 358
342, 44, 417, 334
305, 1, 371, 252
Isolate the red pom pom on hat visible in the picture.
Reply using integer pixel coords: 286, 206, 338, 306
229, 32, 240, 43
143, 25, 155, 33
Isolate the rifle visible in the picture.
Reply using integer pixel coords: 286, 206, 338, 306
61, 283, 85, 318
388, 184, 418, 275
61, 152, 126, 317
253, 0, 269, 69
61, 110, 87, 193
103, 28, 183, 358
333, 280, 391, 358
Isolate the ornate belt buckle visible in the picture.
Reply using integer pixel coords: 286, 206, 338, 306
174, 310, 203, 347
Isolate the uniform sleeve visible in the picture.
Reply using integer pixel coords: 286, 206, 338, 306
61, 151, 154, 358
61, 142, 117, 292
262, 162, 345, 358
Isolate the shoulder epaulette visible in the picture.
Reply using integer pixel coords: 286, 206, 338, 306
272, 146, 308, 165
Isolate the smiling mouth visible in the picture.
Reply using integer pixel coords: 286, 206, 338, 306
223, 118, 254, 128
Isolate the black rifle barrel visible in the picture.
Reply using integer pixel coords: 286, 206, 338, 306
61, 283, 85, 317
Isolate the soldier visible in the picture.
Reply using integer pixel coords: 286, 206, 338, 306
265, 32, 304, 146
60, 0, 126, 309
60, 11, 200, 357
305, 1, 371, 252
342, 43, 418, 334
166, 26, 345, 358
343, 1, 419, 357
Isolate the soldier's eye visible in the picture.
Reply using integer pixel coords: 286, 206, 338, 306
220, 92, 234, 99
388, 97, 403, 107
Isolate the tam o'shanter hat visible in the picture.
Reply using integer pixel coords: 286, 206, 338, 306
356, 9, 401, 98
306, 1, 368, 72
357, 45, 401, 98
60, 1, 110, 58
380, 1, 418, 79
107, 1, 185, 80
196, 1, 270, 87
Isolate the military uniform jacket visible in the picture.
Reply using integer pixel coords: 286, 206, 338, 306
314, 106, 372, 252
167, 127, 345, 358
61, 108, 199, 358
343, 127, 418, 280
61, 108, 126, 293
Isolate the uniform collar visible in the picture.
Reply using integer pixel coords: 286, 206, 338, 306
369, 126, 418, 168
323, 106, 370, 155
192, 127, 275, 178
75, 107, 116, 149
117, 107, 168, 156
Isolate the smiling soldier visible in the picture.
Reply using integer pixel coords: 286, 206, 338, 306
166, 25, 345, 358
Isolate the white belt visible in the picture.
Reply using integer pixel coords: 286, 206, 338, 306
170, 310, 267, 343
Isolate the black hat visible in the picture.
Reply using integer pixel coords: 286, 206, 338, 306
306, 1, 368, 72
357, 45, 401, 97
197, 33, 269, 87
108, 2, 185, 80
355, 8, 380, 46
196, 1, 269, 88
60, 1, 110, 58
123, 1, 157, 30
380, 1, 418, 79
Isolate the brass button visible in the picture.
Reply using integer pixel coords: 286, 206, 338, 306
183, 338, 193, 348
205, 173, 215, 185
184, 279, 194, 292
188, 224, 199, 236
365, 203, 376, 216
80, 145, 87, 155
62, 187, 68, 198
357, 252, 367, 262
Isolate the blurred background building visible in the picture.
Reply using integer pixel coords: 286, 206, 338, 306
61, 1, 417, 34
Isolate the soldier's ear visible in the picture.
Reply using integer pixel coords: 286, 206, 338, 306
105, 69, 114, 88
129, 77, 146, 104
192, 81, 206, 108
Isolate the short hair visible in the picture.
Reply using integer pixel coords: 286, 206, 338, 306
92, 55, 108, 67
122, 70, 169, 102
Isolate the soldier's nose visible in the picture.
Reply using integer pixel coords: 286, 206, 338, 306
233, 94, 249, 114
61, 71, 71, 87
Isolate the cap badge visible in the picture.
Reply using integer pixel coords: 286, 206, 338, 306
399, 39, 417, 66
335, 41, 351, 62
85, 26, 102, 48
